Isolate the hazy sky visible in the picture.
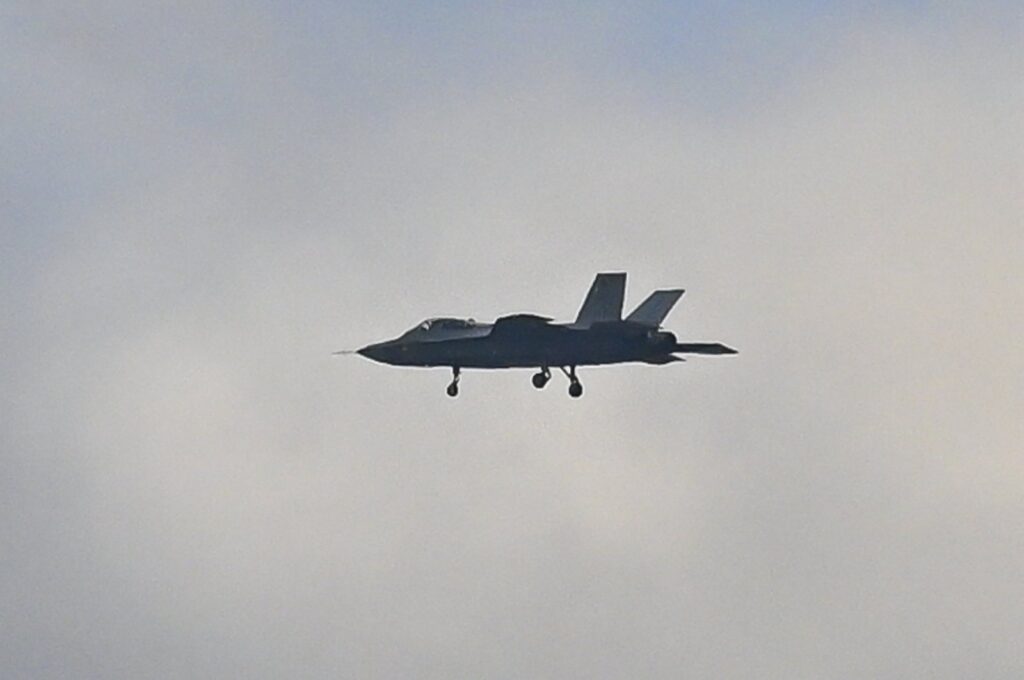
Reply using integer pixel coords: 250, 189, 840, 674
2, 2, 1022, 678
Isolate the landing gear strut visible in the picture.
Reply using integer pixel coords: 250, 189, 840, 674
560, 366, 583, 398
532, 367, 551, 389
446, 366, 461, 397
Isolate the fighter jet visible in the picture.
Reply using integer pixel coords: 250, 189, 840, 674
351, 273, 736, 397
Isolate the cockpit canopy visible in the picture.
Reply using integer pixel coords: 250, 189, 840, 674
418, 318, 477, 331
400, 317, 479, 338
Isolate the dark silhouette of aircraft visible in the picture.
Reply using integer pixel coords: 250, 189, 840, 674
351, 273, 736, 397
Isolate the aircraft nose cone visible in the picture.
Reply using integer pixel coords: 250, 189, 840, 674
357, 343, 388, 363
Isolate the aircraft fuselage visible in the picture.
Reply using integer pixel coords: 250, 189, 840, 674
358, 322, 678, 369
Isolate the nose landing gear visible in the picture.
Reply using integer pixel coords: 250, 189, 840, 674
446, 366, 461, 397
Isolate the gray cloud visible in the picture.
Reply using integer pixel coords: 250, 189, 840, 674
2, 3, 1021, 678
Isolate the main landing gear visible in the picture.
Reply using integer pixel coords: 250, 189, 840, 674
559, 366, 584, 398
532, 366, 583, 397
447, 365, 583, 398
446, 366, 460, 397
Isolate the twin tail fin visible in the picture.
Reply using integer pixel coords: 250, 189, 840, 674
625, 289, 685, 327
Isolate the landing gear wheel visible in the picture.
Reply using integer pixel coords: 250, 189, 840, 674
532, 369, 550, 389
568, 381, 583, 398
446, 383, 459, 398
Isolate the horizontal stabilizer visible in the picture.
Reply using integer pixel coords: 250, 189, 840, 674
626, 289, 684, 327
673, 343, 738, 355
575, 273, 626, 326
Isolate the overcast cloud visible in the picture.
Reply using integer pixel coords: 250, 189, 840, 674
2, 2, 1022, 678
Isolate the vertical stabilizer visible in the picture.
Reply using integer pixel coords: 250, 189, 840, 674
625, 289, 685, 327
574, 273, 626, 326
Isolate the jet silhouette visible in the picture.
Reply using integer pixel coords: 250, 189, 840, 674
353, 273, 736, 397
